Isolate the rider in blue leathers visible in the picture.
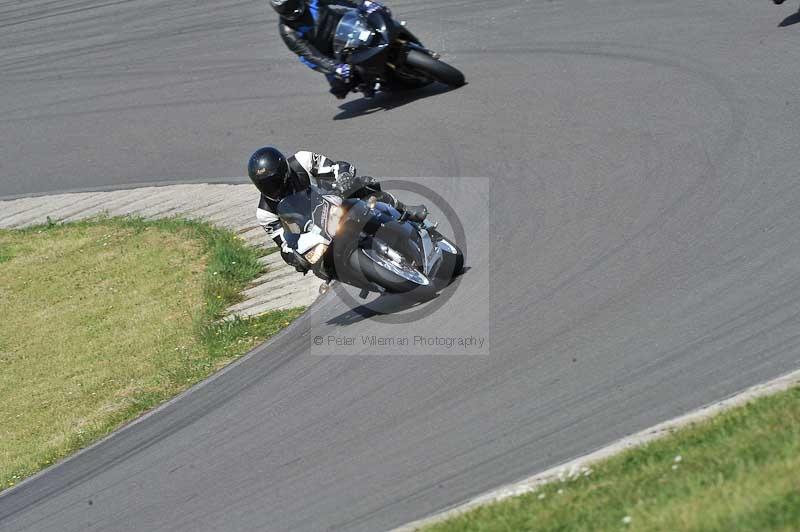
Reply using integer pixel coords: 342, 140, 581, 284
270, 0, 389, 98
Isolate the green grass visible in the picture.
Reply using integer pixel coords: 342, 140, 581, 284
0, 216, 304, 492
0, 242, 13, 263
427, 386, 800, 532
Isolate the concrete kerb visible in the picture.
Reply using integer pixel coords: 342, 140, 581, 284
394, 367, 800, 531
0, 184, 318, 317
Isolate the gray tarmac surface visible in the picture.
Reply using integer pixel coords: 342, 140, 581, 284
3, 0, 800, 530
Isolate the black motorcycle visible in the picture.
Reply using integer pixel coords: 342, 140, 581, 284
276, 184, 464, 298
333, 7, 465, 96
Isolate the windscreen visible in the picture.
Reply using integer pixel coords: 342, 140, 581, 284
333, 10, 374, 57
276, 190, 317, 235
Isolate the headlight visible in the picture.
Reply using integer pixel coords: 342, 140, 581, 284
304, 243, 329, 265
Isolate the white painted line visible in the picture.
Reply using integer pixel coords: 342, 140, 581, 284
394, 367, 800, 532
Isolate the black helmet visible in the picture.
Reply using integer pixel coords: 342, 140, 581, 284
270, 0, 305, 20
247, 146, 290, 200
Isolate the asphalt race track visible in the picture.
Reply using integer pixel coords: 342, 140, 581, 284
3, 0, 800, 530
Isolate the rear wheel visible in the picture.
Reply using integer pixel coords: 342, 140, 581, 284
403, 50, 466, 88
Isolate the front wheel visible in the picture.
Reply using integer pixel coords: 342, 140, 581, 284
433, 242, 464, 288
358, 248, 431, 294
403, 50, 466, 88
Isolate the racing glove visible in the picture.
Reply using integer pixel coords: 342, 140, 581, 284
282, 249, 309, 274
334, 64, 352, 83
274, 236, 308, 274
334, 163, 359, 195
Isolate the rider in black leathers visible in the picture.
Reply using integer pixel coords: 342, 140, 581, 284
247, 146, 427, 272
270, 0, 390, 98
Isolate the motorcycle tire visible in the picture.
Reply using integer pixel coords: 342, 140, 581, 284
404, 50, 466, 88
433, 244, 464, 287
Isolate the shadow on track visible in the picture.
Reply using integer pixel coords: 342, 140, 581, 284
333, 83, 461, 120
779, 8, 800, 26
325, 270, 468, 326
326, 292, 438, 325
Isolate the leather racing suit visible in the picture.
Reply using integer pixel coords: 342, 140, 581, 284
278, 0, 387, 97
256, 150, 405, 272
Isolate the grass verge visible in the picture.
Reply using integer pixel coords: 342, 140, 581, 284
0, 216, 304, 492
426, 386, 800, 532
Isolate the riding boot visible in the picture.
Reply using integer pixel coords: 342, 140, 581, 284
395, 201, 428, 223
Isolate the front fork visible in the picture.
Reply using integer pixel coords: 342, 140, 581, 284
351, 26, 439, 92
387, 41, 440, 70
386, 24, 439, 71
405, 41, 440, 59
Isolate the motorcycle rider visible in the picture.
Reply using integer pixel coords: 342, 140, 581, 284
247, 146, 428, 272
270, 0, 390, 98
